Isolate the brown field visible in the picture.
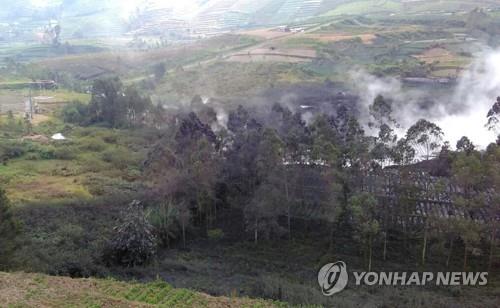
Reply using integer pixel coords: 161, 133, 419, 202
7, 175, 91, 203
413, 47, 456, 64
240, 28, 292, 40
0, 272, 280, 307
226, 47, 316, 63
37, 35, 254, 79
303, 33, 376, 44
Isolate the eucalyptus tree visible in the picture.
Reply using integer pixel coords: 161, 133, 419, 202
348, 192, 380, 271
310, 115, 344, 251
406, 119, 444, 161
451, 151, 485, 270
456, 136, 476, 155
483, 143, 500, 271
486, 96, 500, 134
245, 128, 286, 244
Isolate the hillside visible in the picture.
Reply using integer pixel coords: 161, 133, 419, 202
0, 272, 282, 307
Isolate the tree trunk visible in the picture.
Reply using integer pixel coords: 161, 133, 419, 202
182, 221, 186, 248
254, 217, 258, 245
368, 234, 373, 272
488, 226, 496, 273
383, 231, 387, 261
463, 243, 468, 271
446, 238, 454, 268
329, 222, 335, 253
284, 169, 291, 240
214, 198, 217, 222
422, 222, 428, 266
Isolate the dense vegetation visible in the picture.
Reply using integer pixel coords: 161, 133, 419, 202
1, 3, 500, 306
1, 75, 498, 306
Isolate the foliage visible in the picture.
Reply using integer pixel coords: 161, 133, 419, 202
87, 77, 152, 128
105, 200, 157, 267
207, 228, 224, 240
61, 100, 89, 125
406, 119, 444, 160
348, 192, 380, 271
0, 187, 19, 269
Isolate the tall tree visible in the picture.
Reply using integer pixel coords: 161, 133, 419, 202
456, 136, 475, 155
348, 192, 380, 271
88, 77, 125, 127
486, 96, 500, 134
452, 152, 485, 270
310, 115, 344, 251
406, 119, 444, 161
244, 128, 286, 244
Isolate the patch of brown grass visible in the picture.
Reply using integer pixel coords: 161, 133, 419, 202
0, 272, 281, 307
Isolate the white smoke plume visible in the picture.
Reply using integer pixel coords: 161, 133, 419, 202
350, 48, 500, 148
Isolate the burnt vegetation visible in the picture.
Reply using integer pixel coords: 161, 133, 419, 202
1, 76, 499, 305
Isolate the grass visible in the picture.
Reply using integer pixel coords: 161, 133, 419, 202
0, 272, 284, 307
0, 122, 149, 204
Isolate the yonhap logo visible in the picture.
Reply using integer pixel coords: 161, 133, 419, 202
317, 261, 348, 296
317, 261, 488, 296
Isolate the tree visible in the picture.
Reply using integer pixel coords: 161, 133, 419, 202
456, 136, 475, 154
451, 152, 485, 270
348, 192, 380, 271
88, 77, 125, 127
147, 199, 180, 248
245, 128, 286, 244
483, 144, 500, 271
0, 187, 19, 269
406, 119, 444, 161
310, 115, 344, 251
269, 104, 311, 239
122, 85, 152, 127
145, 111, 219, 232
244, 180, 286, 244
391, 138, 416, 166
371, 124, 398, 168
486, 96, 500, 136
368, 95, 397, 129
106, 200, 157, 267
88, 78, 152, 127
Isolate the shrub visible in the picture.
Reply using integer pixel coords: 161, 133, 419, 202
79, 137, 107, 152
61, 100, 89, 125
207, 228, 224, 241
0, 141, 26, 161
101, 147, 138, 170
79, 155, 108, 173
53, 146, 77, 160
104, 200, 157, 267
36, 145, 56, 159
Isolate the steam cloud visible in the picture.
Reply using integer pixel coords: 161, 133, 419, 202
350, 48, 500, 148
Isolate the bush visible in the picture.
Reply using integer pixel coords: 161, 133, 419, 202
79, 137, 107, 152
0, 141, 26, 161
61, 101, 89, 125
104, 200, 157, 267
207, 228, 224, 241
53, 146, 77, 160
101, 147, 138, 170
23, 144, 56, 160
79, 155, 108, 173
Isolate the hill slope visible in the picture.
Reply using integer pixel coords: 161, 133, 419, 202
0, 272, 282, 307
